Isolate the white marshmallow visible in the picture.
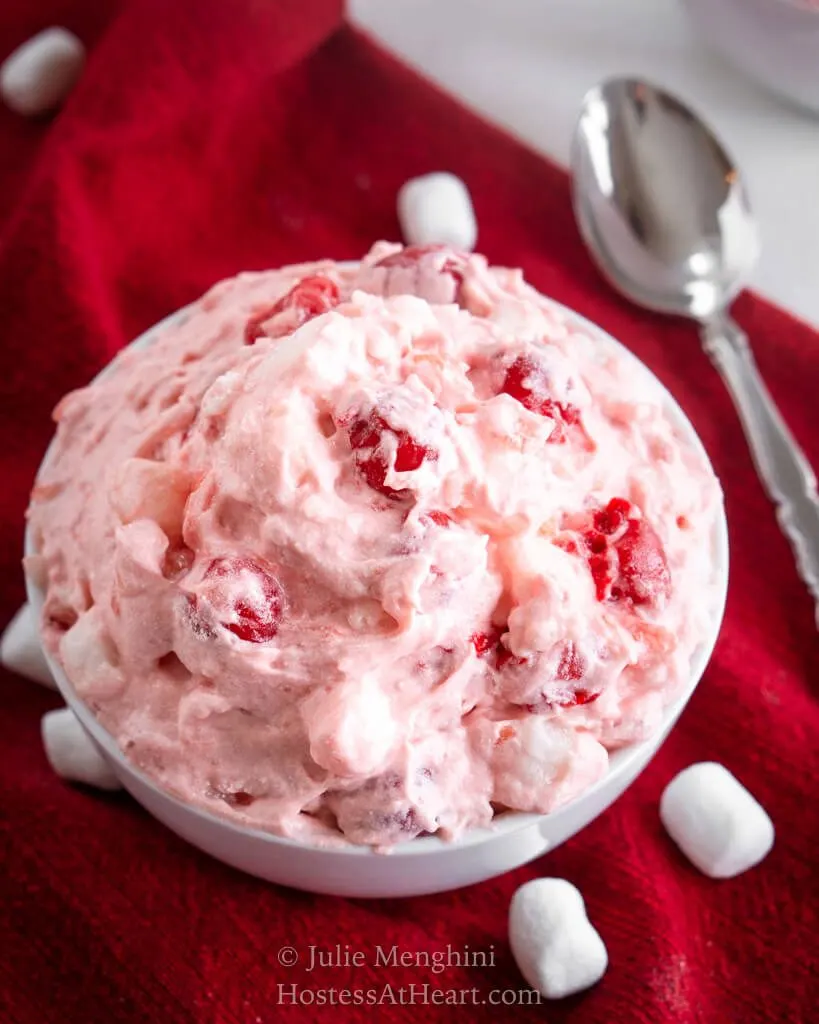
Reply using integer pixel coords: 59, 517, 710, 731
660, 762, 774, 879
509, 878, 607, 999
397, 172, 477, 251
1, 603, 56, 689
1, 27, 85, 117
41, 708, 121, 791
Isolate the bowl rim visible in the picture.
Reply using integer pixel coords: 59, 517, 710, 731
25, 280, 730, 858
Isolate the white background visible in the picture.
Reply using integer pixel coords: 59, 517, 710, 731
351, 0, 819, 327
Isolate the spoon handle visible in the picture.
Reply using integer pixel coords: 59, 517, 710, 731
701, 313, 819, 627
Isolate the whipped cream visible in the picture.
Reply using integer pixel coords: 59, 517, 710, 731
27, 243, 723, 848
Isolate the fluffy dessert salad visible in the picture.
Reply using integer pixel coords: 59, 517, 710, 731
27, 243, 723, 849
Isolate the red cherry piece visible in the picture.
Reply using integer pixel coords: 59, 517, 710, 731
500, 356, 580, 443
527, 688, 600, 713
570, 689, 599, 706
612, 518, 671, 606
582, 529, 617, 601
163, 543, 194, 581
395, 434, 428, 473
471, 627, 527, 668
582, 499, 671, 606
471, 628, 502, 657
224, 790, 255, 807
593, 497, 632, 536
556, 641, 586, 682
519, 643, 600, 711
244, 275, 339, 344
201, 556, 284, 642
588, 555, 613, 601
347, 412, 436, 499
496, 645, 526, 670
555, 642, 599, 707
423, 510, 452, 527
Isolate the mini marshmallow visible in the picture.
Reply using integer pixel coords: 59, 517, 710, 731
509, 878, 607, 999
1, 603, 56, 689
41, 708, 122, 791
397, 172, 477, 251
660, 762, 774, 879
1, 27, 85, 117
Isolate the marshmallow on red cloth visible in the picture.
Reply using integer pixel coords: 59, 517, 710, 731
660, 762, 774, 878
0, 603, 56, 689
41, 707, 122, 790
0, 27, 85, 116
509, 878, 607, 998
0, 2, 817, 1023
397, 171, 477, 250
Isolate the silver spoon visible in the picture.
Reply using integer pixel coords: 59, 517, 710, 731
572, 77, 819, 627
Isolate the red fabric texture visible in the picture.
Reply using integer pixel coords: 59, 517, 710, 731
1, 2, 817, 1021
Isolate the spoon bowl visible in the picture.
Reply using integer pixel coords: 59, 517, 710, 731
572, 78, 759, 321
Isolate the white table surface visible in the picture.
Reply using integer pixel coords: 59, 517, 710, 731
350, 0, 819, 328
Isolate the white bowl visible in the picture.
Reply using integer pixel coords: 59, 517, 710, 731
681, 0, 819, 114
25, 301, 729, 898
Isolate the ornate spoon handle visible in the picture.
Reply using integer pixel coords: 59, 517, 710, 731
701, 312, 819, 628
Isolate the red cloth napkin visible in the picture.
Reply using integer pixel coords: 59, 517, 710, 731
1, 2, 817, 1021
